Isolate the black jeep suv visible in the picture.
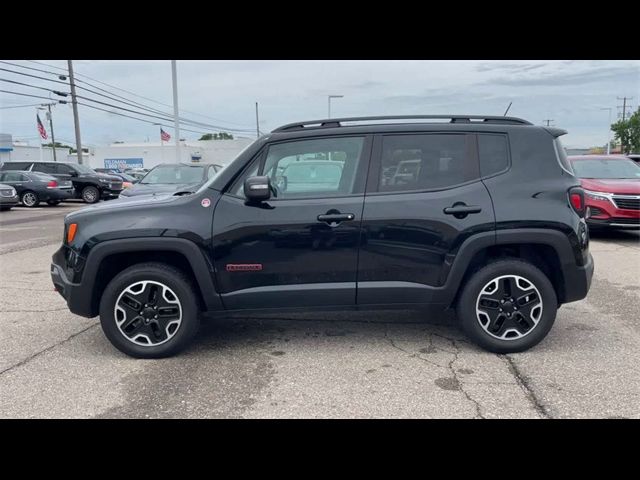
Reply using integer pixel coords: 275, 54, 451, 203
0, 161, 123, 203
51, 115, 594, 358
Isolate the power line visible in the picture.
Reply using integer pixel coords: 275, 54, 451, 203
77, 102, 213, 136
0, 77, 69, 96
0, 60, 66, 78
24, 60, 255, 129
0, 89, 61, 101
0, 103, 44, 110
0, 66, 69, 85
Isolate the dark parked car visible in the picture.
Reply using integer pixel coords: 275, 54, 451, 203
0, 170, 73, 207
569, 155, 640, 229
119, 163, 222, 198
0, 161, 123, 203
0, 183, 19, 210
51, 115, 593, 358
626, 154, 640, 163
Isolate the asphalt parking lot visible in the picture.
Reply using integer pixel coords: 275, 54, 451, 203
0, 202, 639, 418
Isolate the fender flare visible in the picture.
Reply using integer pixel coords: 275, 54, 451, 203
82, 237, 222, 315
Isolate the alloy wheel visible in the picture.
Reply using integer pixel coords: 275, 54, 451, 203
114, 280, 182, 346
475, 274, 543, 340
22, 192, 37, 207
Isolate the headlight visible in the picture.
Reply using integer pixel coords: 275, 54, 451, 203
10, 187, 16, 196
584, 190, 611, 202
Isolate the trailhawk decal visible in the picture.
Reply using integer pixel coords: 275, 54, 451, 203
226, 264, 263, 272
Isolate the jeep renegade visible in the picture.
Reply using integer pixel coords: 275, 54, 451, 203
51, 115, 594, 358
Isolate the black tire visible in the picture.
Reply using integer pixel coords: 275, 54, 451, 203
456, 259, 557, 354
99, 262, 201, 358
20, 190, 40, 207
81, 185, 100, 203
47, 200, 61, 206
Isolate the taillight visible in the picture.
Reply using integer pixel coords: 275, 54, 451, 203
569, 187, 586, 217
47, 180, 58, 188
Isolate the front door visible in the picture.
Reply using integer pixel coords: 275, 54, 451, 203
212, 135, 372, 310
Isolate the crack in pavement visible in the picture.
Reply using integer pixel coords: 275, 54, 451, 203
384, 326, 484, 419
0, 323, 99, 377
501, 354, 550, 419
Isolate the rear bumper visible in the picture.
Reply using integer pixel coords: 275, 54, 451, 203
563, 252, 594, 303
47, 189, 73, 201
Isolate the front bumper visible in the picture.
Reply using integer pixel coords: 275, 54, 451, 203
0, 195, 19, 207
101, 187, 123, 199
586, 197, 640, 229
51, 247, 95, 318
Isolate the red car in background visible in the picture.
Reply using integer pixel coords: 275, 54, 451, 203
568, 155, 640, 229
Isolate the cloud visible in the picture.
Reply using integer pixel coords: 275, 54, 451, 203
486, 65, 639, 87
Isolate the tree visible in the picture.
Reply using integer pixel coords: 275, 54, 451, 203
611, 109, 640, 154
41, 141, 73, 150
198, 132, 234, 141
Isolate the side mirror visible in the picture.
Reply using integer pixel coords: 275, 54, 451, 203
244, 175, 271, 202
69, 170, 78, 177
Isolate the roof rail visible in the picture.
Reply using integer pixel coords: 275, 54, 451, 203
272, 115, 532, 132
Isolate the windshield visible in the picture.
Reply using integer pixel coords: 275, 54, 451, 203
141, 165, 204, 184
571, 158, 640, 179
73, 164, 96, 174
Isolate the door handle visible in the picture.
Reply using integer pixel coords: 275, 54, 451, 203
443, 204, 482, 218
317, 213, 355, 224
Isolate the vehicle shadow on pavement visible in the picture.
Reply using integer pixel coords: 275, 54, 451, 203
589, 229, 640, 244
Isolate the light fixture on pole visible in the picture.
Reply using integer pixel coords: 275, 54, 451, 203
328, 95, 344, 119
600, 107, 613, 155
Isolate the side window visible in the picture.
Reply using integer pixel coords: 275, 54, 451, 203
55, 164, 73, 175
378, 134, 475, 192
34, 163, 55, 174
262, 136, 365, 199
2, 172, 26, 182
478, 134, 509, 177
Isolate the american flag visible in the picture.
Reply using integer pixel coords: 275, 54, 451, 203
160, 128, 171, 142
37, 114, 48, 140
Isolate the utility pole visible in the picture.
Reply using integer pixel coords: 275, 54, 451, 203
543, 119, 554, 126
171, 60, 181, 164
600, 107, 612, 154
67, 60, 84, 165
617, 96, 634, 122
45, 104, 56, 161
255, 102, 260, 138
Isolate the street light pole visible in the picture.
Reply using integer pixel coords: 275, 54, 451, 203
171, 60, 181, 164
600, 107, 612, 154
328, 95, 344, 118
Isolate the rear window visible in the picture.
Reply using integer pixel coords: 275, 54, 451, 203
1, 162, 31, 171
554, 138, 574, 174
478, 134, 509, 177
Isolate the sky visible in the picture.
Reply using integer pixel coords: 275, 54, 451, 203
1, 60, 638, 149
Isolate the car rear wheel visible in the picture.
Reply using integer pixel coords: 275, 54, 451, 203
21, 191, 40, 208
457, 259, 557, 353
81, 186, 100, 203
99, 262, 201, 358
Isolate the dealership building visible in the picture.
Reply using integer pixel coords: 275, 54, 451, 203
0, 134, 254, 170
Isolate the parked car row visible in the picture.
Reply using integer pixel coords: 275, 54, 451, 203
0, 161, 225, 209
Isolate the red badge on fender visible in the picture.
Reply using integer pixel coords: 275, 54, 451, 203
201, 198, 211, 207
226, 264, 263, 272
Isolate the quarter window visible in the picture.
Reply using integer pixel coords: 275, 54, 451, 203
378, 134, 475, 192
478, 134, 510, 177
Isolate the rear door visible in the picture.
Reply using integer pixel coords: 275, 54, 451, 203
0, 172, 30, 195
211, 135, 372, 310
357, 132, 495, 305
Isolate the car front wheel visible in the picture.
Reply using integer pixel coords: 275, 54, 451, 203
457, 259, 557, 353
99, 262, 201, 358
81, 186, 100, 203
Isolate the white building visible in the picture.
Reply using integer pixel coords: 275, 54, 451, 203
88, 138, 254, 170
0, 133, 254, 170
